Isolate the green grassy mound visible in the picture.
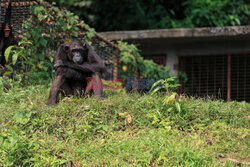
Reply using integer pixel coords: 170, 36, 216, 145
0, 86, 249, 166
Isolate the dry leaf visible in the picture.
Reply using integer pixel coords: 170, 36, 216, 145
119, 112, 128, 117
168, 94, 176, 105
62, 97, 71, 103
126, 114, 132, 124
37, 64, 43, 69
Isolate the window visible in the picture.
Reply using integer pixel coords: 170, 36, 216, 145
179, 55, 228, 100
143, 54, 166, 66
179, 54, 250, 102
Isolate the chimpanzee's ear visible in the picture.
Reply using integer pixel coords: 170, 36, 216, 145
63, 44, 70, 53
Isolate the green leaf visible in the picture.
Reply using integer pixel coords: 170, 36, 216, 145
5, 65, 13, 72
150, 87, 161, 95
4, 71, 12, 76
49, 56, 54, 63
12, 53, 18, 65
69, 17, 74, 25
4, 46, 15, 62
67, 25, 72, 30
175, 102, 181, 112
150, 80, 163, 92
18, 41, 32, 46
13, 111, 30, 125
40, 39, 47, 47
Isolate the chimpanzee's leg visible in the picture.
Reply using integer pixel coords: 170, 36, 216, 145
71, 80, 86, 97
47, 75, 66, 106
60, 81, 73, 97
85, 73, 103, 98
61, 68, 87, 97
48, 66, 88, 106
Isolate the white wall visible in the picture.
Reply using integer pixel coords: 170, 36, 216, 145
166, 50, 177, 75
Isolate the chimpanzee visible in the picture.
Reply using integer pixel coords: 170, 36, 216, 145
0, 1, 16, 67
46, 41, 106, 106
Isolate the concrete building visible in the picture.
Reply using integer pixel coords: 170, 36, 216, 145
100, 26, 250, 102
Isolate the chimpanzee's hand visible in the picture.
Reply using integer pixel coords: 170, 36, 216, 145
54, 60, 64, 69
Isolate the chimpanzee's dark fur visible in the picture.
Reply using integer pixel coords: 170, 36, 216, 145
47, 41, 106, 106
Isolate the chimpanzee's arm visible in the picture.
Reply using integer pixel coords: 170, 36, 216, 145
63, 61, 105, 73
54, 60, 95, 73
55, 49, 106, 73
61, 61, 95, 73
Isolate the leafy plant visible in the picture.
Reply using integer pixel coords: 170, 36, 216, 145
147, 77, 190, 130
1, 1, 96, 86
3, 42, 32, 77
118, 41, 171, 80
150, 77, 180, 95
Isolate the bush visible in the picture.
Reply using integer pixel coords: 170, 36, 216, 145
2, 2, 95, 86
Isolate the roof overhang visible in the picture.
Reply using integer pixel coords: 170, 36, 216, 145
100, 25, 250, 40
100, 26, 250, 56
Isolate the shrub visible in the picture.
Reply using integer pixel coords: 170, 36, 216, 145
2, 1, 95, 86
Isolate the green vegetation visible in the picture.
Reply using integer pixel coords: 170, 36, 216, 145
0, 1, 249, 166
0, 85, 249, 166
1, 2, 96, 86
2, 2, 175, 88
118, 41, 171, 80
46, 0, 250, 31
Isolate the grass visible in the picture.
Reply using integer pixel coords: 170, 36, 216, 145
0, 85, 249, 166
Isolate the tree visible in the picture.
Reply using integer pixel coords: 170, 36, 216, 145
183, 0, 250, 28
45, 0, 92, 24
45, 0, 250, 31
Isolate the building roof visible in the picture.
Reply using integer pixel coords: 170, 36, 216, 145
100, 25, 250, 40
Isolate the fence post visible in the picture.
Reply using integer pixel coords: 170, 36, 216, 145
133, 68, 139, 93
227, 54, 231, 101
113, 49, 119, 81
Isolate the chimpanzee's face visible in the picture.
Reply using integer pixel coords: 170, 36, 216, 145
72, 47, 84, 64
64, 42, 88, 64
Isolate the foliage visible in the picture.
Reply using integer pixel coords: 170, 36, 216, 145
3, 42, 32, 82
4, 42, 31, 66
2, 1, 177, 90
0, 85, 249, 166
118, 41, 171, 80
47, 0, 250, 31
2, 1, 95, 85
45, 0, 92, 24
149, 77, 184, 130
150, 77, 180, 95
183, 0, 249, 28
153, 79, 181, 113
